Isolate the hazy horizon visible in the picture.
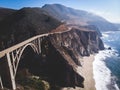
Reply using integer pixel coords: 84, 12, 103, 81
0, 0, 120, 23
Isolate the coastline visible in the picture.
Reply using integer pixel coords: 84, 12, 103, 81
79, 55, 96, 90
61, 55, 96, 90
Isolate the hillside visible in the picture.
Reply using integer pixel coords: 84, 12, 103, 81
0, 7, 16, 21
42, 4, 118, 32
0, 7, 61, 50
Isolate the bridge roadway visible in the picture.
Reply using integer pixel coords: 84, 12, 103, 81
0, 28, 72, 90
0, 28, 72, 58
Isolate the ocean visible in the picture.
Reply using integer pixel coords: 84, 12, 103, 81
93, 31, 120, 90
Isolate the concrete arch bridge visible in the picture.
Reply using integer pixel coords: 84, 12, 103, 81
0, 33, 50, 90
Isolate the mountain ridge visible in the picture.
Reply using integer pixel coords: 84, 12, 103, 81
0, 7, 62, 50
42, 4, 118, 32
0, 7, 16, 21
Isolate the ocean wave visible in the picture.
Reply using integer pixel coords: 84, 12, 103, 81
93, 50, 119, 90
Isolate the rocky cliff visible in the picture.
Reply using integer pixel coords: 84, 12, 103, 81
6, 27, 104, 89
49, 28, 104, 65
27, 28, 104, 89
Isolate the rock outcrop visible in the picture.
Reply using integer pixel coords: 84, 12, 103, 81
50, 28, 104, 60
27, 28, 104, 88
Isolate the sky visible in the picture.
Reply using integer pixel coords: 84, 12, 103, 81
0, 0, 120, 23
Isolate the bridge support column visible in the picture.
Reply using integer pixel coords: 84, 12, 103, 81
0, 76, 3, 89
38, 38, 41, 53
6, 53, 16, 90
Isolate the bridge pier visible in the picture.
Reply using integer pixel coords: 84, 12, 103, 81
38, 38, 41, 54
0, 76, 3, 89
6, 53, 16, 90
0, 54, 16, 90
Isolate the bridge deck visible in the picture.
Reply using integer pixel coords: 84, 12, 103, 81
0, 34, 49, 58
0, 29, 71, 58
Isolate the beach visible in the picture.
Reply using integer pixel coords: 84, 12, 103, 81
79, 55, 96, 90
61, 55, 96, 90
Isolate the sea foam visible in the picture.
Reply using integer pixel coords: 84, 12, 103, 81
93, 49, 119, 90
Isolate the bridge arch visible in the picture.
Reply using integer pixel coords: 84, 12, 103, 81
15, 43, 39, 76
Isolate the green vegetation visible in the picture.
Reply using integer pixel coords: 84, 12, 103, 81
16, 75, 50, 90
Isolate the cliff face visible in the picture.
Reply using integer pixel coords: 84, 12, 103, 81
39, 36, 84, 88
0, 27, 104, 89
14, 28, 104, 89
49, 28, 104, 65
31, 28, 104, 88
